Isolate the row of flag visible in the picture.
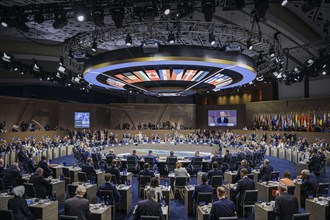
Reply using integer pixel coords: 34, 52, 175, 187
253, 112, 330, 131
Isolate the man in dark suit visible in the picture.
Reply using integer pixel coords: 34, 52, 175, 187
26, 153, 36, 174
0, 162, 22, 189
223, 149, 232, 164
193, 174, 213, 202
130, 149, 141, 161
105, 159, 121, 184
207, 162, 223, 185
273, 184, 299, 220
8, 185, 33, 220
134, 188, 164, 220
144, 150, 158, 168
138, 163, 155, 180
209, 186, 236, 220
166, 151, 178, 172
38, 156, 53, 178
97, 173, 121, 203
298, 169, 318, 208
64, 185, 91, 220
308, 152, 321, 175
231, 168, 255, 217
82, 157, 96, 181
29, 168, 51, 199
259, 159, 274, 181
234, 160, 251, 183
216, 111, 229, 124
106, 149, 116, 165
17, 146, 28, 164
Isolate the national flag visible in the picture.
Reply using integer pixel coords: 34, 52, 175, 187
182, 69, 197, 81
205, 74, 223, 84
123, 72, 142, 83
313, 112, 316, 125
319, 113, 323, 126
171, 69, 184, 80
115, 73, 134, 83
106, 78, 125, 88
133, 71, 150, 81
191, 71, 209, 82
159, 69, 171, 80
145, 70, 160, 80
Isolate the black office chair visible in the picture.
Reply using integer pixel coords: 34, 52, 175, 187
270, 171, 280, 181
60, 215, 78, 220
139, 175, 151, 197
316, 183, 329, 197
196, 192, 213, 206
106, 155, 115, 165
211, 176, 223, 189
165, 157, 178, 173
91, 153, 99, 169
67, 184, 78, 198
219, 217, 238, 220
292, 213, 310, 220
127, 156, 139, 173
287, 185, 296, 195
141, 216, 160, 220
77, 172, 88, 183
23, 183, 36, 198
144, 157, 155, 168
247, 174, 254, 181
62, 167, 71, 185
229, 156, 238, 171
99, 189, 116, 218
0, 178, 5, 192
0, 210, 14, 220
241, 190, 258, 218
110, 174, 118, 185
190, 157, 203, 174
98, 160, 107, 171
174, 176, 188, 199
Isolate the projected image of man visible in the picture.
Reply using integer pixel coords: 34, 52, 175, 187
216, 111, 229, 124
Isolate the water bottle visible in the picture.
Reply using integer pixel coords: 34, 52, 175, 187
164, 179, 168, 188
101, 196, 105, 207
323, 188, 329, 198
53, 191, 57, 201
127, 179, 130, 186
106, 195, 110, 206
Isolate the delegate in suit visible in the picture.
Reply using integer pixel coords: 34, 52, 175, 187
64, 185, 91, 220
273, 184, 299, 220
134, 188, 164, 220
209, 186, 236, 220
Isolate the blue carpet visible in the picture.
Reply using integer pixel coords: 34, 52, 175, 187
52, 154, 330, 220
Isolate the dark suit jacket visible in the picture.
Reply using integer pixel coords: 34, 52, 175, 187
8, 196, 33, 220
0, 165, 4, 175
302, 174, 318, 197
105, 165, 121, 183
0, 167, 22, 189
81, 163, 96, 180
234, 166, 252, 183
38, 160, 52, 178
260, 164, 274, 181
273, 192, 299, 220
29, 173, 51, 199
217, 117, 229, 124
223, 154, 232, 164
97, 182, 121, 202
232, 176, 255, 204
17, 150, 28, 163
207, 168, 223, 185
308, 155, 321, 173
193, 183, 213, 201
64, 196, 91, 220
209, 198, 236, 220
134, 198, 164, 220
26, 158, 36, 173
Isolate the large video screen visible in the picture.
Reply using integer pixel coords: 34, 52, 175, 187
208, 110, 237, 127
74, 112, 90, 128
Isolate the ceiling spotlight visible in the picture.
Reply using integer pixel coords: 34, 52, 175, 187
269, 47, 275, 57
34, 13, 44, 24
1, 52, 14, 62
77, 15, 85, 22
256, 75, 264, 81
322, 71, 327, 75
53, 13, 68, 29
125, 34, 132, 46
247, 38, 253, 50
163, 4, 171, 15
209, 32, 216, 45
281, 0, 288, 6
91, 40, 97, 52
167, 32, 175, 44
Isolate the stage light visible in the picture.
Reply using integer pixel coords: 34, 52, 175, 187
256, 75, 264, 81
281, 0, 288, 6
247, 38, 253, 50
164, 8, 171, 15
1, 52, 14, 62
163, 3, 171, 15
112, 8, 124, 28
76, 9, 89, 22
305, 58, 314, 67
125, 34, 132, 46
1, 15, 10, 27
167, 32, 175, 44
91, 41, 97, 52
34, 13, 44, 24
202, 0, 215, 22
53, 14, 68, 29
322, 71, 327, 75
209, 32, 216, 45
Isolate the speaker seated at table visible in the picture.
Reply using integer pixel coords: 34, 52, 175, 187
60, 215, 78, 220
81, 158, 96, 180
23, 183, 36, 198
127, 156, 139, 173
0, 210, 15, 220
38, 156, 53, 178
241, 190, 258, 218
28, 168, 51, 199
106, 160, 121, 184
316, 182, 330, 197
259, 159, 274, 181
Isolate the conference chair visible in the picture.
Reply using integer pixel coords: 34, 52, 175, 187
126, 156, 139, 173
196, 192, 213, 206
316, 183, 330, 197
23, 183, 36, 198
110, 174, 118, 185
210, 176, 223, 190
189, 157, 203, 175
165, 157, 178, 173
247, 174, 254, 181
62, 167, 71, 185
77, 172, 88, 183
98, 160, 107, 171
91, 153, 99, 169
60, 215, 78, 220
67, 184, 78, 198
99, 189, 117, 218
241, 190, 258, 218
139, 175, 151, 197
106, 155, 115, 166
0, 210, 14, 220
229, 156, 238, 171
0, 178, 5, 192
144, 157, 155, 169
141, 216, 160, 220
287, 185, 296, 195
270, 171, 280, 181
292, 213, 310, 220
219, 217, 238, 220
174, 176, 188, 199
